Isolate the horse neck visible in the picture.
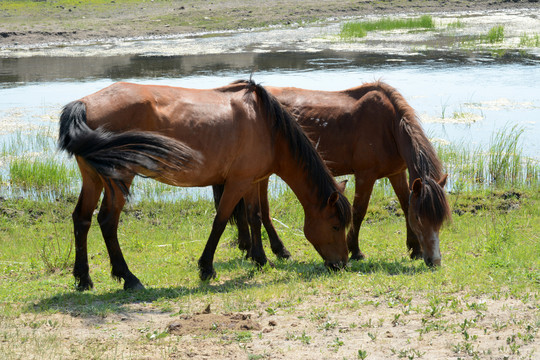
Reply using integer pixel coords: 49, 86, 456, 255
274, 138, 329, 214
360, 81, 441, 185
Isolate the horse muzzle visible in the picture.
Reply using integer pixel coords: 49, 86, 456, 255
325, 260, 347, 271
424, 256, 441, 267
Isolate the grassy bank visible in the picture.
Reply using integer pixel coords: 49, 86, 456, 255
0, 179, 539, 358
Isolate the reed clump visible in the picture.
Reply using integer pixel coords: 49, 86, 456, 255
340, 15, 434, 40
485, 25, 504, 44
9, 157, 78, 190
435, 126, 538, 191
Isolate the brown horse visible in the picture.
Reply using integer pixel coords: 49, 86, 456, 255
217, 81, 450, 267
58, 80, 351, 291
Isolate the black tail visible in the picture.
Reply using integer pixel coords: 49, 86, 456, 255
58, 100, 198, 196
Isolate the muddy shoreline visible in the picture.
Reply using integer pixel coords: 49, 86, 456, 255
1, 0, 539, 53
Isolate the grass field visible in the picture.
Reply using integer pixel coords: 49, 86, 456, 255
0, 127, 539, 358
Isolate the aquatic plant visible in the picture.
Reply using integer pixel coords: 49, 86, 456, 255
485, 25, 504, 44
340, 15, 434, 39
435, 126, 538, 191
447, 20, 465, 29
9, 157, 78, 190
519, 33, 540, 47
488, 125, 523, 187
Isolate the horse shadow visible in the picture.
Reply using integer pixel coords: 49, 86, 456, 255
29, 256, 430, 316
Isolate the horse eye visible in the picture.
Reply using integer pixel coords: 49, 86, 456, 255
332, 226, 340, 231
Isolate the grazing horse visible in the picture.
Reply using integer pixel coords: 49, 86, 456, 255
58, 80, 351, 291
216, 81, 450, 267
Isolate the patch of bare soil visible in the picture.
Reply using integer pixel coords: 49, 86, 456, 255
167, 306, 261, 336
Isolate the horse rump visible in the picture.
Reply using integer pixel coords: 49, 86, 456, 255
58, 100, 199, 197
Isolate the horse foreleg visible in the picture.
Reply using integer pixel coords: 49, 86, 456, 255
347, 175, 375, 261
388, 171, 422, 259
198, 180, 250, 281
72, 161, 103, 291
98, 179, 144, 290
259, 179, 291, 259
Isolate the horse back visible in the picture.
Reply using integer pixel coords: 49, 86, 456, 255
81, 82, 275, 186
268, 85, 404, 177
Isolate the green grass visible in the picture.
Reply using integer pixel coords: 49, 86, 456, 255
447, 20, 465, 29
486, 25, 505, 44
340, 15, 434, 39
1, 166, 538, 358
519, 32, 540, 47
454, 25, 509, 52
435, 126, 539, 191
9, 157, 79, 191
1, 185, 538, 301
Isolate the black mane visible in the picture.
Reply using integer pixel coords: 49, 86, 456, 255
234, 79, 352, 228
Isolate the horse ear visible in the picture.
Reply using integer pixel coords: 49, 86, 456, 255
336, 180, 348, 194
438, 174, 448, 188
328, 191, 340, 207
411, 178, 423, 195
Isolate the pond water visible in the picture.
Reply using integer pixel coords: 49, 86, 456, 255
1, 50, 539, 199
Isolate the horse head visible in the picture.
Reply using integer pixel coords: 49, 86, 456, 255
408, 175, 450, 267
303, 180, 350, 270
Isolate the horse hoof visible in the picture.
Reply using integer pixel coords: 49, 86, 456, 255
349, 252, 366, 261
238, 239, 251, 252
199, 268, 216, 281
76, 282, 93, 292
124, 280, 145, 291
75, 277, 94, 291
274, 249, 291, 260
254, 258, 268, 269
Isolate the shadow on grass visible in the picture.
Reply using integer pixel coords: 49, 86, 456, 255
348, 257, 430, 276
28, 256, 429, 316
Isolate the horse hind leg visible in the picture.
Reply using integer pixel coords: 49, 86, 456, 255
98, 177, 144, 290
235, 201, 252, 253
347, 174, 375, 261
212, 184, 251, 253
388, 171, 422, 259
72, 160, 103, 291
259, 179, 291, 259
243, 185, 270, 268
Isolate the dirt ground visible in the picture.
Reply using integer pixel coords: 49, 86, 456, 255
1, 0, 539, 47
2, 294, 538, 359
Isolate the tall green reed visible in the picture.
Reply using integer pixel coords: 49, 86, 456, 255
340, 15, 434, 40
9, 157, 79, 190
436, 126, 538, 191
